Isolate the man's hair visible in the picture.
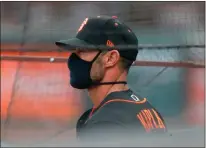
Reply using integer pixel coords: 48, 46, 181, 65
100, 51, 133, 72
119, 57, 133, 72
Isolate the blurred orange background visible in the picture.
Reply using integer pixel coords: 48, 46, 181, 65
1, 49, 84, 144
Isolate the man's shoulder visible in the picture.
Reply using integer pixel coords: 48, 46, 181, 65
94, 95, 150, 115
89, 96, 151, 124
89, 93, 167, 132
76, 91, 167, 142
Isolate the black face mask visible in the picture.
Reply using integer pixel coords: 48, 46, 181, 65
68, 51, 127, 89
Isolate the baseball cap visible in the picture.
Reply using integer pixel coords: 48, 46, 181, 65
55, 16, 138, 61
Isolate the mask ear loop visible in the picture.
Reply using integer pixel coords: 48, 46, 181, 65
97, 60, 128, 85
91, 51, 102, 63
92, 50, 128, 86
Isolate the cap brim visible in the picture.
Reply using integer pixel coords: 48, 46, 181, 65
55, 38, 96, 51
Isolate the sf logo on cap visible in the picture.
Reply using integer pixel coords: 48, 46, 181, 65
77, 18, 88, 33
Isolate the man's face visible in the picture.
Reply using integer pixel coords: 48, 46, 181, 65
73, 49, 120, 83
75, 49, 99, 62
73, 49, 105, 83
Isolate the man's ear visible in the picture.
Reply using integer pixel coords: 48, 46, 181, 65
103, 50, 120, 68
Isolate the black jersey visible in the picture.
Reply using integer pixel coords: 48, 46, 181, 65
76, 89, 167, 144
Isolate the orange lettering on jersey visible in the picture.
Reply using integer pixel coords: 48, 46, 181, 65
141, 110, 153, 131
77, 18, 88, 33
137, 109, 166, 132
152, 109, 165, 129
137, 112, 149, 132
143, 109, 157, 129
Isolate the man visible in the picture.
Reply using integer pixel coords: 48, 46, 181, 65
56, 16, 167, 145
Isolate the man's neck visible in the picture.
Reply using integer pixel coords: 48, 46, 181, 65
88, 74, 129, 108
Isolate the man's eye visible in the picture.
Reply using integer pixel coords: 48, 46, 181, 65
76, 48, 86, 52
76, 49, 83, 54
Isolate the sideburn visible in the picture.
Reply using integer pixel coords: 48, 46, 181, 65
90, 56, 105, 83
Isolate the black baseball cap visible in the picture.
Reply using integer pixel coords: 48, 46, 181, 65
55, 16, 138, 61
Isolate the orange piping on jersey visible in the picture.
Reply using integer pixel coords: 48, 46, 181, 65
89, 107, 96, 118
97, 98, 147, 113
102, 98, 147, 107
94, 98, 146, 117
89, 98, 147, 120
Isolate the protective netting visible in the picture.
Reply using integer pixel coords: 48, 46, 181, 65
1, 1, 205, 147
1, 2, 204, 64
1, 2, 204, 43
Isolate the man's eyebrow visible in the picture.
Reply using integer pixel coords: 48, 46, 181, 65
78, 49, 98, 52
75, 48, 86, 52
